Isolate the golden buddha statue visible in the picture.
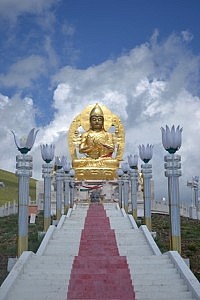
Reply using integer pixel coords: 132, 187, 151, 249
79, 104, 115, 159
68, 103, 125, 180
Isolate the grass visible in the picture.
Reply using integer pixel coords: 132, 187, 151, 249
0, 212, 44, 285
151, 214, 200, 281
0, 168, 39, 285
0, 169, 36, 205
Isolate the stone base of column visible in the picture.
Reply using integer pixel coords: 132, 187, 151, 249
170, 235, 181, 254
144, 217, 151, 231
56, 209, 62, 220
124, 204, 128, 213
18, 235, 28, 257
64, 205, 69, 214
132, 209, 137, 221
44, 217, 51, 232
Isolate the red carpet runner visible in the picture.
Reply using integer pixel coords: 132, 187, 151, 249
67, 203, 135, 299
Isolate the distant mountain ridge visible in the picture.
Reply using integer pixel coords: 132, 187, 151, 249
0, 169, 36, 206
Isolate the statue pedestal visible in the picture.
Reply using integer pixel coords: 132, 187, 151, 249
72, 158, 119, 180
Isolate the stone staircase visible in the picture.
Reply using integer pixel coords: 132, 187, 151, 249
0, 203, 200, 299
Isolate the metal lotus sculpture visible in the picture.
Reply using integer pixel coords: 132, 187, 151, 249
128, 154, 138, 169
54, 156, 63, 170
139, 144, 153, 163
11, 128, 39, 154
61, 156, 71, 173
161, 125, 183, 154
121, 161, 130, 174
40, 144, 55, 163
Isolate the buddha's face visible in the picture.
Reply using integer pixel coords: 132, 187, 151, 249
90, 115, 104, 131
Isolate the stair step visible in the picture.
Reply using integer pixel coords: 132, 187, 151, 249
131, 272, 181, 282
16, 275, 70, 283
4, 291, 67, 300
134, 283, 188, 292
130, 267, 178, 274
135, 290, 193, 300
133, 278, 186, 286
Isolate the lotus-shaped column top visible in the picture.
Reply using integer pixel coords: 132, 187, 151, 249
161, 125, 183, 154
139, 144, 153, 163
128, 154, 138, 169
40, 144, 55, 163
11, 128, 39, 154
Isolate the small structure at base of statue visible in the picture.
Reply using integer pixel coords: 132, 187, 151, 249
90, 191, 101, 203
68, 103, 125, 180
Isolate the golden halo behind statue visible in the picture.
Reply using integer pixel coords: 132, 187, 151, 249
68, 103, 125, 165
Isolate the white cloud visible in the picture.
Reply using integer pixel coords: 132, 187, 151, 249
181, 30, 193, 42
0, 94, 9, 108
62, 22, 75, 37
1, 33, 200, 204
0, 55, 46, 88
0, 94, 36, 172
44, 36, 59, 68
0, 0, 58, 22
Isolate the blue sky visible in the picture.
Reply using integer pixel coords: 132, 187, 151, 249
0, 0, 200, 203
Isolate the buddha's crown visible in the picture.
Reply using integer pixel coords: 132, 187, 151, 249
90, 103, 104, 117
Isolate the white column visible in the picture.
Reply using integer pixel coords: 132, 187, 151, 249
118, 176, 123, 208
42, 163, 53, 231
64, 172, 70, 212
55, 168, 63, 220
70, 176, 74, 207
122, 173, 129, 213
141, 163, 152, 231
129, 168, 138, 220
16, 154, 32, 257
164, 154, 181, 253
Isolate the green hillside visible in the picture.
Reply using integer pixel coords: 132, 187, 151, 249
0, 169, 36, 206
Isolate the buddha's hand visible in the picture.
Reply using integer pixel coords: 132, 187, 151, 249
86, 135, 94, 146
93, 136, 104, 146
96, 136, 113, 149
